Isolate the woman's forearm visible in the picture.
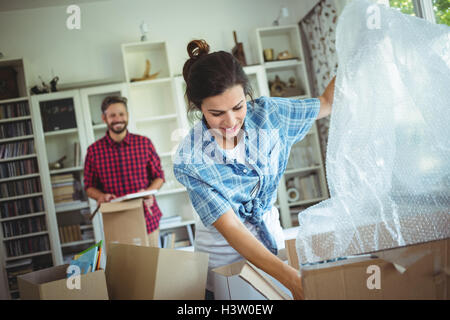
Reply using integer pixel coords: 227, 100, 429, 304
213, 209, 303, 299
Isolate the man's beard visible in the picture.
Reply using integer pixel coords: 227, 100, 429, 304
108, 121, 128, 134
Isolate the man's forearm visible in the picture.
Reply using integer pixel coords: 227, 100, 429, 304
147, 177, 164, 191
86, 187, 104, 201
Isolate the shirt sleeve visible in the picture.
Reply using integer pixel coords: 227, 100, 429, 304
146, 138, 165, 182
267, 96, 320, 147
83, 146, 100, 191
173, 164, 231, 227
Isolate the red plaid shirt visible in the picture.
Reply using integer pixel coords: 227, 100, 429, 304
83, 131, 164, 233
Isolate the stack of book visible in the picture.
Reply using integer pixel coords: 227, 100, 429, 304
58, 224, 82, 243
51, 174, 75, 204
160, 232, 176, 249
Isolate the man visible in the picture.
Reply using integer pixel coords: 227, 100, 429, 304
83, 96, 164, 247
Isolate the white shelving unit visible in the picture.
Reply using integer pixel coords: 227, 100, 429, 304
121, 40, 197, 249
30, 89, 100, 266
0, 58, 54, 300
252, 24, 329, 228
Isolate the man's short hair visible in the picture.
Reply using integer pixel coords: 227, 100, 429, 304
101, 96, 128, 114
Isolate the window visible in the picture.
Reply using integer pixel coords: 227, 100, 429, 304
432, 0, 450, 26
389, 0, 416, 16
389, 0, 449, 25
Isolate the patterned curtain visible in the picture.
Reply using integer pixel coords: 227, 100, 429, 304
299, 0, 339, 161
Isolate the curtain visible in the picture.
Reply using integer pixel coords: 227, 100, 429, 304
299, 0, 339, 162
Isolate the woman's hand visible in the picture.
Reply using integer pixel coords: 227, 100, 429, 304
286, 268, 305, 300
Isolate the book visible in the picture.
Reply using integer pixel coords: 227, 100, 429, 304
110, 189, 158, 203
68, 240, 103, 276
73, 142, 80, 167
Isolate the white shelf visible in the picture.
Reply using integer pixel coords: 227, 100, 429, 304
0, 211, 46, 222
0, 154, 37, 163
50, 166, 83, 175
3, 231, 48, 241
160, 219, 195, 231
60, 239, 95, 248
288, 196, 328, 208
0, 115, 31, 124
157, 187, 187, 196
264, 59, 302, 69
0, 96, 29, 104
93, 123, 107, 130
80, 224, 93, 231
284, 165, 322, 176
5, 250, 52, 262
135, 113, 177, 123
44, 128, 78, 137
160, 152, 174, 158
0, 135, 34, 143
55, 201, 90, 213
0, 173, 40, 183
129, 77, 172, 87
0, 192, 43, 202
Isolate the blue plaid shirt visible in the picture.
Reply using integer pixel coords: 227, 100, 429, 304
173, 96, 320, 254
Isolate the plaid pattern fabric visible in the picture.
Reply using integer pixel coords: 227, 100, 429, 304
173, 96, 320, 254
84, 131, 164, 233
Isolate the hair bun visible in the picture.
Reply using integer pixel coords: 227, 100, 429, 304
187, 39, 210, 59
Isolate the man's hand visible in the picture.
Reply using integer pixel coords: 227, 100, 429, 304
97, 193, 116, 205
139, 189, 155, 211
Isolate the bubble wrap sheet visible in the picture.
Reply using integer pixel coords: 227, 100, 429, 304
296, 0, 450, 265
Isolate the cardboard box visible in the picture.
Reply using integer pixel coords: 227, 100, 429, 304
212, 260, 293, 300
105, 243, 209, 300
17, 264, 109, 300
100, 198, 149, 248
285, 237, 450, 300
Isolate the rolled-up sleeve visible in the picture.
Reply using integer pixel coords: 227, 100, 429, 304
267, 96, 320, 147
174, 164, 231, 227
147, 138, 165, 182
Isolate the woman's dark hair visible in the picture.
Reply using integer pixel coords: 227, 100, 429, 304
182, 39, 253, 118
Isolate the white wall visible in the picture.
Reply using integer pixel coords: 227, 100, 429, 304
0, 0, 319, 89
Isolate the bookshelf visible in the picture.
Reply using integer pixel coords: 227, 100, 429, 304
0, 58, 54, 300
30, 90, 99, 267
121, 40, 197, 249
252, 24, 329, 228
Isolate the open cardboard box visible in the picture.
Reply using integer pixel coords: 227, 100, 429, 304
285, 209, 450, 300
212, 211, 449, 300
17, 264, 109, 300
100, 198, 149, 249
105, 243, 209, 299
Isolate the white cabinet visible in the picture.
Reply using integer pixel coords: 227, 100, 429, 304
121, 41, 196, 249
252, 25, 329, 228
31, 90, 100, 266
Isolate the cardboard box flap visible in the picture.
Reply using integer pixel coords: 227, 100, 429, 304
212, 260, 292, 300
100, 198, 142, 213
19, 264, 67, 285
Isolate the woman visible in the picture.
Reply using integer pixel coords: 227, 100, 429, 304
173, 39, 335, 299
